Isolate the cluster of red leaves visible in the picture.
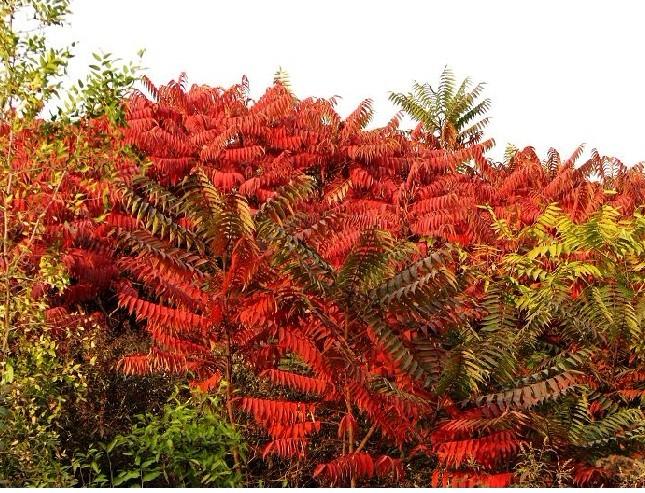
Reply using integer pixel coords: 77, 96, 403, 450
124, 75, 645, 252
11, 74, 645, 487
114, 77, 645, 487
1, 116, 138, 330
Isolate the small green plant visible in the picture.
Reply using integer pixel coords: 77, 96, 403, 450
513, 444, 573, 487
73, 388, 245, 487
59, 50, 144, 125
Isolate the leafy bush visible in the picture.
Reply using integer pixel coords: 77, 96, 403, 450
0, 335, 86, 487
73, 389, 245, 487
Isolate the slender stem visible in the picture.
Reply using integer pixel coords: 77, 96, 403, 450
355, 423, 377, 454
344, 386, 356, 487
221, 249, 242, 476
2, 8, 18, 355
224, 327, 242, 475
1, 132, 14, 355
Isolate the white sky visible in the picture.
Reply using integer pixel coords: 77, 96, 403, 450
56, 0, 645, 164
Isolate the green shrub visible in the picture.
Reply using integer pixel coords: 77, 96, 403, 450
0, 335, 86, 487
74, 388, 245, 487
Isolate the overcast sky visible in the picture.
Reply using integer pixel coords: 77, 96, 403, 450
56, 0, 645, 164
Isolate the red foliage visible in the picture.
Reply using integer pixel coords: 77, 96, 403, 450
314, 452, 404, 486
14, 73, 643, 486
106, 76, 645, 486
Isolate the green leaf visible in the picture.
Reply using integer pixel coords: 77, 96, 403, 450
141, 470, 162, 483
2, 364, 13, 384
112, 470, 140, 486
